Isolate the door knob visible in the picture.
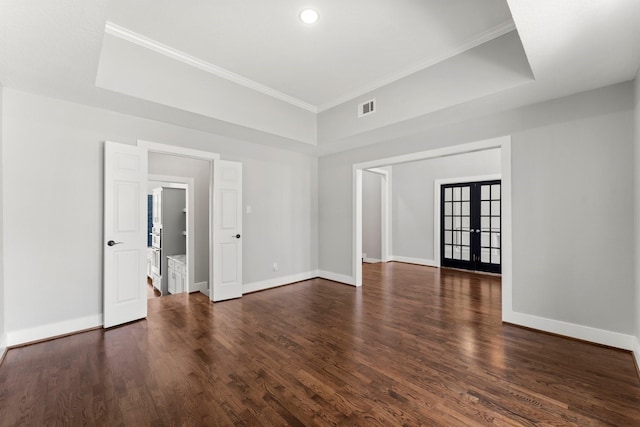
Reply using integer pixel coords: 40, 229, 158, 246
235, 234, 241, 239
107, 240, 123, 246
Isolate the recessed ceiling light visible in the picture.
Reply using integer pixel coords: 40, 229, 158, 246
299, 9, 319, 24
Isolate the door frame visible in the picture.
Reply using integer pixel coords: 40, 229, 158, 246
352, 135, 513, 320
138, 140, 219, 297
148, 176, 193, 292
433, 174, 501, 269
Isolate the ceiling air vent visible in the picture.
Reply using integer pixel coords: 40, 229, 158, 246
358, 98, 376, 118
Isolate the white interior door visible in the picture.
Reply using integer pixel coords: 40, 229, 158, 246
103, 141, 148, 328
212, 160, 243, 301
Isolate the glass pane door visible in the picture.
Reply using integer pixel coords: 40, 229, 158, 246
441, 180, 501, 274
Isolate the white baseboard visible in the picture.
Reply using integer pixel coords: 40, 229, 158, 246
318, 270, 355, 286
633, 336, 640, 372
363, 257, 381, 263
7, 314, 103, 347
390, 256, 437, 267
191, 281, 208, 293
243, 271, 318, 294
503, 310, 635, 351
0, 332, 7, 362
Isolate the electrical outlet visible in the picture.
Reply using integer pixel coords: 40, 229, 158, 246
272, 262, 278, 271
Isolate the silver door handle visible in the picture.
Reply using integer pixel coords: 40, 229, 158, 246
107, 240, 123, 246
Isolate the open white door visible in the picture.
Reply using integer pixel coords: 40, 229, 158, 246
212, 160, 243, 301
103, 141, 148, 328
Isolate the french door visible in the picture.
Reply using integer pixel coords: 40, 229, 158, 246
441, 180, 501, 274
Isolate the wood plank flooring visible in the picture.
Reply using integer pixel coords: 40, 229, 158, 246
1, 262, 639, 426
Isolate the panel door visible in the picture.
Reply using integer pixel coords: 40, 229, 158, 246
441, 180, 501, 274
212, 160, 243, 301
103, 141, 148, 328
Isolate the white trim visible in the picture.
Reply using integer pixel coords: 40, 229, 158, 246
148, 175, 195, 293
503, 311, 636, 351
363, 258, 382, 264
433, 173, 502, 268
353, 169, 363, 287
242, 271, 318, 294
390, 256, 437, 267
192, 281, 208, 293
0, 333, 7, 361
319, 270, 355, 286
104, 22, 317, 113
138, 140, 220, 160
104, 20, 514, 115
7, 315, 103, 347
317, 21, 516, 112
633, 337, 640, 371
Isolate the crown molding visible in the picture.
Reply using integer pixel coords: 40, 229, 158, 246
104, 20, 515, 116
316, 20, 517, 112
104, 21, 318, 113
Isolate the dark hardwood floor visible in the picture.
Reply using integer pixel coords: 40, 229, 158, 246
1, 262, 639, 426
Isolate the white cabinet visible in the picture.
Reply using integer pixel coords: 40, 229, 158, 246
146, 247, 154, 278
167, 254, 186, 294
152, 188, 162, 226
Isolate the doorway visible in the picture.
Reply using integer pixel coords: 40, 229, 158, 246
351, 136, 513, 323
146, 176, 192, 298
440, 180, 501, 274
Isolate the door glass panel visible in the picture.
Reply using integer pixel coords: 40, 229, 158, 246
444, 202, 452, 215
481, 217, 490, 230
491, 184, 501, 200
462, 202, 470, 216
461, 232, 470, 246
462, 186, 470, 200
453, 245, 461, 259
481, 232, 490, 247
444, 232, 452, 244
491, 249, 501, 264
481, 185, 490, 200
444, 188, 452, 201
444, 217, 452, 229
481, 250, 490, 263
453, 187, 461, 201
453, 202, 461, 216
481, 201, 490, 216
453, 216, 461, 230
491, 232, 500, 248
491, 201, 500, 214
445, 245, 452, 258
461, 247, 470, 261
491, 217, 500, 231
453, 231, 461, 245
462, 217, 470, 229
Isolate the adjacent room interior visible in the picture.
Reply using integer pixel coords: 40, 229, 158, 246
1, 0, 640, 425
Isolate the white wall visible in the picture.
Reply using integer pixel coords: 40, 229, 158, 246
148, 153, 209, 285
319, 81, 635, 340
634, 70, 640, 363
2, 88, 318, 345
362, 171, 382, 261
392, 150, 501, 262
318, 32, 532, 144
0, 85, 6, 356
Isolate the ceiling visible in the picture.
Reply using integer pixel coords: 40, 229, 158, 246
1, 0, 640, 154
105, 0, 514, 111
